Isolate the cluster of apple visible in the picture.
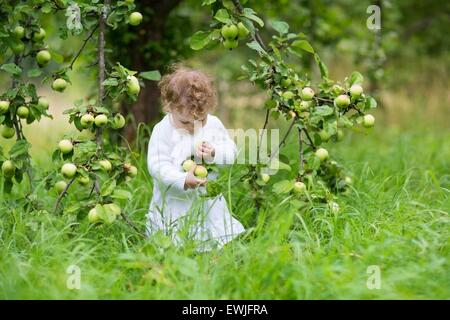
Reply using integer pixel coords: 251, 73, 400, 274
55, 139, 137, 190
221, 22, 250, 50
181, 159, 208, 178
0, 97, 50, 139
87, 203, 122, 224
77, 111, 126, 131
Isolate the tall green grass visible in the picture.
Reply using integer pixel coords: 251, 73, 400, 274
0, 124, 448, 299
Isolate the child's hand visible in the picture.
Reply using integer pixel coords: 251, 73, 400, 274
196, 141, 215, 162
184, 164, 207, 190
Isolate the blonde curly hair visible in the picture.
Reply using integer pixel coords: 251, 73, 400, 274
158, 64, 217, 119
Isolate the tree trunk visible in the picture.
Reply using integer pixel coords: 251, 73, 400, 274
121, 0, 183, 141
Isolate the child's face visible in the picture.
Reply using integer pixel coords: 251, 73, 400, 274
171, 108, 206, 133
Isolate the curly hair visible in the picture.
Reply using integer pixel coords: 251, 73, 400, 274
158, 64, 217, 119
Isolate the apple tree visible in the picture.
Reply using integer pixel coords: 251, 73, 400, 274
190, 0, 377, 211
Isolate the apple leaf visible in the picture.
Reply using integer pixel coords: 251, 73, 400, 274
202, 0, 216, 6
271, 20, 289, 35
140, 70, 161, 81
214, 9, 231, 24
272, 180, 294, 194
189, 31, 211, 51
314, 105, 334, 116
247, 40, 265, 54
291, 40, 315, 54
349, 71, 364, 86
101, 178, 116, 197
243, 8, 264, 27
27, 69, 42, 78
1, 63, 22, 76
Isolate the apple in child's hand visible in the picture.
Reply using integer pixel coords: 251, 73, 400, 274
88, 208, 101, 223
80, 113, 95, 128
55, 180, 67, 193
0, 100, 10, 114
182, 159, 195, 172
94, 114, 108, 127
58, 139, 73, 154
99, 160, 112, 172
61, 163, 77, 178
2, 160, 16, 177
194, 165, 208, 178
315, 148, 329, 161
362, 114, 375, 128
293, 181, 306, 193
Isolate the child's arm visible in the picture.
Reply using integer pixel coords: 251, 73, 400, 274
147, 124, 188, 191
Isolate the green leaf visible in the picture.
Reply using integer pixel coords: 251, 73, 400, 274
314, 105, 334, 116
102, 78, 118, 86
27, 69, 42, 78
9, 140, 30, 159
202, 0, 216, 5
291, 40, 314, 54
1, 63, 22, 76
189, 31, 212, 51
365, 96, 377, 109
214, 9, 230, 24
247, 40, 265, 53
271, 20, 289, 34
242, 8, 264, 27
349, 71, 364, 86
273, 180, 294, 194
101, 179, 117, 197
140, 70, 161, 81
111, 189, 132, 200
314, 54, 329, 79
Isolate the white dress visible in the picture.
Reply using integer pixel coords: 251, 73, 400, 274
146, 113, 245, 250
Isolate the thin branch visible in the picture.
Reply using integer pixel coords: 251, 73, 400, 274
257, 109, 270, 163
231, 0, 267, 51
268, 118, 296, 162
69, 24, 99, 70
298, 128, 304, 175
303, 128, 316, 151
54, 178, 76, 213
121, 212, 145, 237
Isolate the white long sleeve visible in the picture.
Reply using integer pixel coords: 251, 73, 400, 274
207, 116, 237, 165
147, 122, 188, 192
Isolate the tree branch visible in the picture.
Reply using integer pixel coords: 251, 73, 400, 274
69, 24, 99, 70
231, 0, 267, 51
257, 109, 269, 163
54, 178, 75, 213
298, 128, 304, 175
121, 212, 145, 237
268, 118, 296, 162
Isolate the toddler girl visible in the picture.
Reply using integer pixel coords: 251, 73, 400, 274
146, 65, 245, 250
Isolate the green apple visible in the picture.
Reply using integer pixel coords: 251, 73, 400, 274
300, 87, 314, 101
11, 42, 25, 54
129, 12, 143, 26
78, 176, 90, 186
261, 173, 270, 183
13, 26, 25, 39
221, 24, 238, 39
94, 114, 108, 127
282, 78, 292, 87
1, 126, 15, 139
237, 22, 250, 39
127, 75, 140, 95
61, 163, 77, 178
223, 39, 238, 50
52, 78, 67, 92
36, 50, 51, 66
111, 113, 126, 129
33, 28, 46, 41
293, 181, 306, 193
1, 160, 15, 177
194, 165, 208, 178
80, 113, 95, 128
344, 176, 353, 185
182, 159, 195, 172
0, 100, 10, 114
282, 91, 295, 100
350, 84, 363, 97
329, 201, 340, 213
37, 97, 49, 110
335, 94, 350, 108
299, 100, 311, 111
17, 106, 29, 119
58, 139, 73, 154
88, 208, 101, 223
315, 148, 329, 161
55, 180, 67, 193
362, 114, 375, 128
127, 165, 138, 177
319, 130, 330, 142
336, 129, 344, 141
104, 203, 121, 216
99, 159, 112, 172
